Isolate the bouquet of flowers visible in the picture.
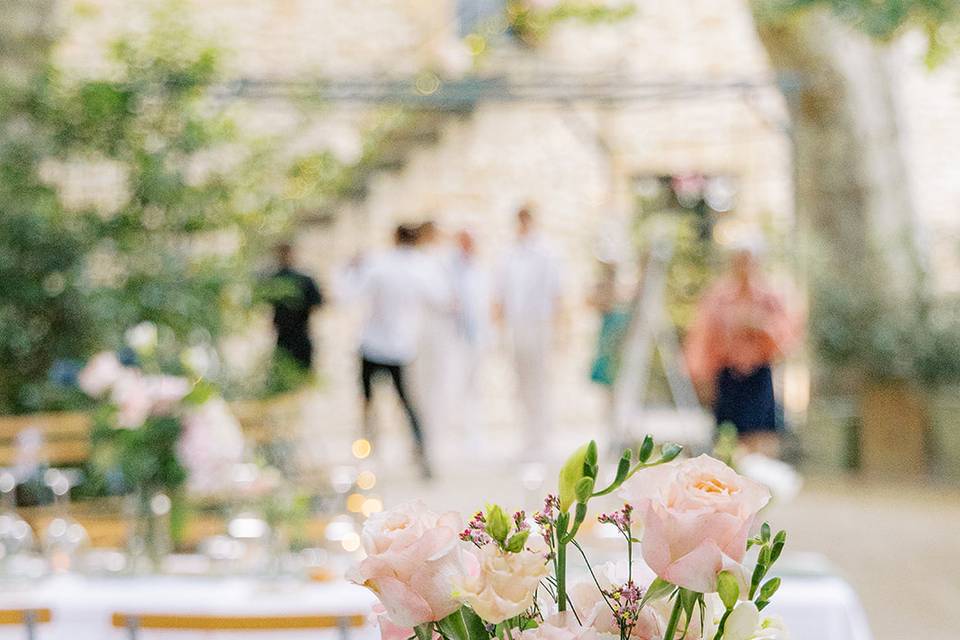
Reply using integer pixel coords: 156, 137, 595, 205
77, 322, 245, 501
350, 438, 788, 640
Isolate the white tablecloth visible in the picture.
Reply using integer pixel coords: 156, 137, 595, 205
0, 575, 378, 640
0, 573, 871, 640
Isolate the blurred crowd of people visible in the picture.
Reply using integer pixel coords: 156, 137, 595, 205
267, 207, 562, 478
265, 209, 799, 478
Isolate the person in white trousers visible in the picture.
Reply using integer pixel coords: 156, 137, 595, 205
495, 207, 563, 455
448, 228, 491, 450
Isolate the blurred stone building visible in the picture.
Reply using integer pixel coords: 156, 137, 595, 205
51, 0, 960, 466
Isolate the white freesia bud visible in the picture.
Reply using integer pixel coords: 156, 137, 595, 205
709, 600, 790, 640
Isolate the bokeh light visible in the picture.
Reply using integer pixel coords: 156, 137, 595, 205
351, 439, 371, 459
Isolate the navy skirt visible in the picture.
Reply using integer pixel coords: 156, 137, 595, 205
714, 365, 777, 434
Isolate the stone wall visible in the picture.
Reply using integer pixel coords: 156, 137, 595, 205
47, 0, 960, 460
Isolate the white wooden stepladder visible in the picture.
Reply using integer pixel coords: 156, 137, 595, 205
610, 227, 713, 451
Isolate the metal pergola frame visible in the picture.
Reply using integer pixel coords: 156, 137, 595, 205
216, 73, 799, 115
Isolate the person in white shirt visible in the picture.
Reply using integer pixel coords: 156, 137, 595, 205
342, 225, 450, 479
448, 228, 491, 449
495, 207, 563, 453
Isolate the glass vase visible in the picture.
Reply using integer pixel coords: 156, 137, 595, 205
126, 489, 172, 574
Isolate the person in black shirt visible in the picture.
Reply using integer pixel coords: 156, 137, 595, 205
267, 243, 323, 371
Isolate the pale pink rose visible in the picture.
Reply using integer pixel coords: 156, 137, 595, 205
177, 398, 246, 495
518, 613, 601, 640
568, 561, 663, 639
618, 455, 770, 593
143, 374, 191, 414
110, 370, 153, 429
77, 351, 124, 397
374, 604, 442, 640
347, 502, 466, 628
455, 543, 548, 623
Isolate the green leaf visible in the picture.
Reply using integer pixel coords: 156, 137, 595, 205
717, 570, 740, 610
758, 577, 781, 602
659, 442, 683, 463
182, 380, 214, 406
506, 530, 531, 553
714, 609, 732, 639
679, 588, 699, 621
749, 560, 766, 600
414, 623, 434, 640
558, 443, 591, 511
485, 505, 511, 543
760, 522, 771, 543
438, 609, 470, 640
638, 435, 654, 462
460, 607, 490, 640
641, 577, 675, 604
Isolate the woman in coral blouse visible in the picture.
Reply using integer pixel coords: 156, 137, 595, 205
685, 244, 799, 455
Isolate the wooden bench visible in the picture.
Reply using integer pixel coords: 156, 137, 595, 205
0, 412, 90, 467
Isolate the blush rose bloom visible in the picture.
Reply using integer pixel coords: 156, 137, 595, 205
77, 351, 124, 397
347, 502, 466, 628
568, 560, 664, 640
618, 455, 770, 593
519, 613, 601, 640
374, 605, 440, 640
177, 398, 246, 495
455, 543, 548, 623
110, 370, 154, 429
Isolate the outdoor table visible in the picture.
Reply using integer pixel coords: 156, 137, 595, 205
0, 572, 870, 640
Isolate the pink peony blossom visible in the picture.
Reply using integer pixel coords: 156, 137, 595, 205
618, 455, 770, 593
347, 502, 467, 628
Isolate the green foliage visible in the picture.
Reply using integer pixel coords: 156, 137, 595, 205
758, 0, 960, 40
91, 413, 186, 494
0, 4, 291, 413
754, 0, 960, 66
507, 0, 637, 46
811, 278, 960, 385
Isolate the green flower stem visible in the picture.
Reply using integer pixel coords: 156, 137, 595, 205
570, 539, 616, 614
662, 595, 684, 640
556, 540, 568, 612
